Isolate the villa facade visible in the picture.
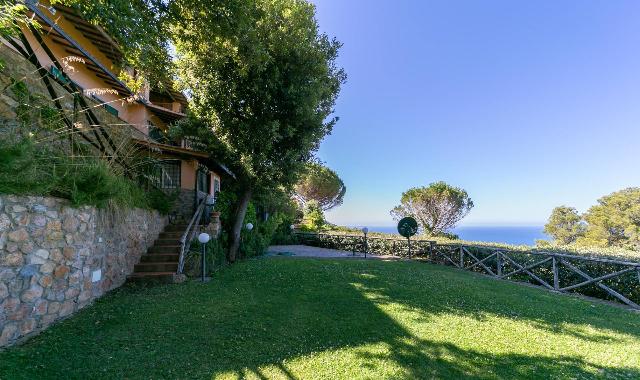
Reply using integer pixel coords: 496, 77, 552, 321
6, 0, 231, 219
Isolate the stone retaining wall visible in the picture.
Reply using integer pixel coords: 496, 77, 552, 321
0, 195, 167, 348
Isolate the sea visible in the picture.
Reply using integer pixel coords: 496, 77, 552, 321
364, 226, 548, 246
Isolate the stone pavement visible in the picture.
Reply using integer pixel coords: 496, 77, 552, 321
266, 245, 400, 260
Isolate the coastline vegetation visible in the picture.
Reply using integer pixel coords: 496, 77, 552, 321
545, 188, 640, 251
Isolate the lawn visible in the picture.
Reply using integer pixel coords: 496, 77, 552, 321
1, 258, 640, 379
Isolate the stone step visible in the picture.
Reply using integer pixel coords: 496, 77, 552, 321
134, 262, 178, 273
154, 239, 182, 246
148, 245, 181, 254
127, 272, 175, 284
139, 253, 179, 263
163, 225, 190, 232
159, 231, 183, 239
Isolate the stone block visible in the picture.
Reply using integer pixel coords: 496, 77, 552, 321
65, 288, 80, 299
20, 318, 37, 335
32, 215, 47, 227
39, 275, 53, 288
63, 246, 76, 260
59, 300, 75, 317
54, 265, 70, 279
7, 228, 28, 242
7, 304, 30, 321
1, 297, 19, 313
0, 213, 10, 231
78, 290, 92, 303
0, 269, 16, 282
0, 323, 18, 346
40, 262, 55, 274
34, 299, 48, 315
19, 241, 34, 254
62, 216, 79, 233
47, 301, 61, 315
0, 282, 8, 299
1, 253, 23, 266
11, 205, 27, 213
20, 283, 43, 303
39, 314, 57, 328
49, 248, 63, 263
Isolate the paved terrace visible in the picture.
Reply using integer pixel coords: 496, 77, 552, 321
267, 245, 400, 260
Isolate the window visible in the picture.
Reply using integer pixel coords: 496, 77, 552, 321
155, 160, 181, 189
196, 169, 208, 194
148, 122, 168, 144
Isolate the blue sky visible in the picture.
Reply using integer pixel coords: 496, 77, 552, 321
310, 0, 640, 227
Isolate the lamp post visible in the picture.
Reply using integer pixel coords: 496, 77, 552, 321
240, 223, 254, 259
362, 227, 369, 258
290, 224, 295, 242
198, 232, 210, 282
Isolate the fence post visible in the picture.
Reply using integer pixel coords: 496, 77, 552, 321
496, 251, 502, 277
459, 245, 464, 268
552, 255, 559, 291
363, 235, 368, 258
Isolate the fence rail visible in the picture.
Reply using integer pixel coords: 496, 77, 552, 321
294, 232, 640, 310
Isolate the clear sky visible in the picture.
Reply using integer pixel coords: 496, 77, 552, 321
310, 0, 640, 227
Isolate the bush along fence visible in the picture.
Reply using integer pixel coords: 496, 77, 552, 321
294, 232, 640, 310
295, 232, 436, 258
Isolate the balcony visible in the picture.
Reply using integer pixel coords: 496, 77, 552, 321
152, 102, 187, 114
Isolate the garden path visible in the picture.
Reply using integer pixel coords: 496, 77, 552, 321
267, 245, 400, 260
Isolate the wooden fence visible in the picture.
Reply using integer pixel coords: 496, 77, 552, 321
294, 232, 640, 310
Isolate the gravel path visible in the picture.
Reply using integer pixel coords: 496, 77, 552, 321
267, 245, 399, 260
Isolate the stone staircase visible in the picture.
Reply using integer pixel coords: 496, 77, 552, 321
128, 224, 187, 283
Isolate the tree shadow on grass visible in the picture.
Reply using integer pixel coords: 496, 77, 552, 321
349, 261, 640, 344
0, 258, 639, 379
202, 260, 640, 379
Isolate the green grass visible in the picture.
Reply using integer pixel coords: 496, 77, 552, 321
1, 258, 640, 379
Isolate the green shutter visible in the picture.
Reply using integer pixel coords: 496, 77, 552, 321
50, 66, 70, 85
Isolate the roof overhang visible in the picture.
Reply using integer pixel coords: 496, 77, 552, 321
132, 138, 209, 159
145, 102, 187, 124
132, 138, 236, 179
26, 2, 131, 96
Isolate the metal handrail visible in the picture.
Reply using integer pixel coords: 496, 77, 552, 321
177, 197, 207, 274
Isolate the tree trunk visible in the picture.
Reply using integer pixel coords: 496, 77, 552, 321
227, 187, 253, 263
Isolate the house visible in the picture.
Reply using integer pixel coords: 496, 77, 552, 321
7, 0, 231, 221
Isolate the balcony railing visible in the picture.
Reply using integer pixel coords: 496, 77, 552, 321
152, 102, 186, 114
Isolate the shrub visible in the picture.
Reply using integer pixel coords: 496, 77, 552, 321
0, 136, 168, 212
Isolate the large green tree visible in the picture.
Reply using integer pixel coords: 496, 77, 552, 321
171, 0, 345, 261
544, 206, 586, 245
391, 182, 473, 236
577, 188, 640, 249
294, 162, 346, 211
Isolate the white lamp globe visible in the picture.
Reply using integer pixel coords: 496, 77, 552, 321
246, 223, 254, 231
362, 227, 369, 234
290, 224, 295, 230
198, 232, 211, 244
